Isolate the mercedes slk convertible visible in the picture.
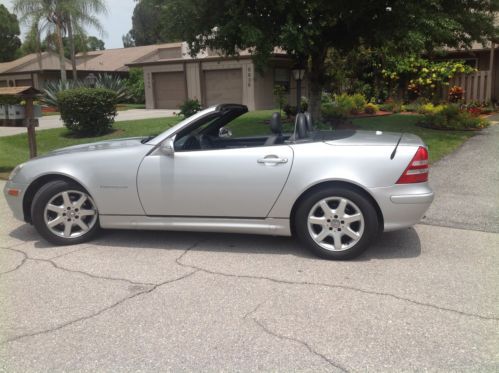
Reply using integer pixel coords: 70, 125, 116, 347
4, 104, 434, 259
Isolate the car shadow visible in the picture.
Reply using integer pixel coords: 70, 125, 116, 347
8, 225, 421, 261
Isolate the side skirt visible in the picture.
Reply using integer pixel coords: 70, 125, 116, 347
99, 215, 292, 237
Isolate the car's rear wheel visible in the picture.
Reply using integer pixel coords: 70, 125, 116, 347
31, 180, 100, 245
294, 186, 379, 260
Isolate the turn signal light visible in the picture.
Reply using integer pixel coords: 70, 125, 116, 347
7, 188, 21, 197
396, 147, 429, 184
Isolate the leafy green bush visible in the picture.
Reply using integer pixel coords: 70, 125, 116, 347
178, 99, 202, 118
419, 104, 489, 130
321, 102, 348, 121
364, 103, 379, 114
58, 88, 118, 136
417, 103, 444, 115
379, 100, 403, 113
350, 93, 367, 114
125, 68, 145, 104
95, 74, 130, 103
42, 80, 82, 108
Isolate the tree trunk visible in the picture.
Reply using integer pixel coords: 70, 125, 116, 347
67, 15, 77, 80
55, 21, 67, 83
308, 50, 327, 122
35, 23, 43, 73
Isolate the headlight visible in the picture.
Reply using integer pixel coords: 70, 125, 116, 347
8, 164, 24, 181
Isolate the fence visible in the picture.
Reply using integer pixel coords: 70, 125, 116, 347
447, 70, 491, 103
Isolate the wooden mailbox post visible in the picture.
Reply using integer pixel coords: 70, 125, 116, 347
0, 86, 41, 159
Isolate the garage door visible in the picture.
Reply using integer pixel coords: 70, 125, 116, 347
153, 72, 186, 109
204, 69, 243, 106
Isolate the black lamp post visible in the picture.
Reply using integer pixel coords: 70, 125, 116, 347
292, 68, 305, 113
84, 73, 97, 88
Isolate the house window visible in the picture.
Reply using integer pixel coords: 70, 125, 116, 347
274, 68, 290, 92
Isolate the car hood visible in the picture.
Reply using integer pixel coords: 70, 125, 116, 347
39, 137, 148, 158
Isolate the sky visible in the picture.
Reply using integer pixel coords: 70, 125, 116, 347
1, 0, 135, 49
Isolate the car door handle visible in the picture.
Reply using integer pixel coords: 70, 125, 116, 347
257, 156, 288, 164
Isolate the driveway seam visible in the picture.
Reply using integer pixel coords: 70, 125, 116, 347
176, 243, 498, 322
418, 221, 499, 234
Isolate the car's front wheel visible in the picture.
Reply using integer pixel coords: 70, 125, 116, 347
294, 186, 379, 260
31, 180, 100, 245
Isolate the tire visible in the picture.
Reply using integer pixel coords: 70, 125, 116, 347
31, 180, 100, 245
294, 186, 379, 260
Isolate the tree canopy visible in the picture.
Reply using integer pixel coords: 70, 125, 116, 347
162, 0, 498, 118
0, 4, 22, 62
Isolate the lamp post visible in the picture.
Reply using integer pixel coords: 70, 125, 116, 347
84, 73, 97, 88
292, 68, 305, 113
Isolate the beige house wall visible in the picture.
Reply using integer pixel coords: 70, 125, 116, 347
185, 62, 202, 101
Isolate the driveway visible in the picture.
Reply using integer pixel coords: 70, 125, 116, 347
0, 109, 176, 137
0, 126, 498, 371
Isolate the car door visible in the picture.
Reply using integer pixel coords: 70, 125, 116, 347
137, 145, 294, 217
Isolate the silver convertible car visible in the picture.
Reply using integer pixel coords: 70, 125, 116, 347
4, 104, 434, 259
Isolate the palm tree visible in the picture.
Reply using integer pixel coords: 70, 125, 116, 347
13, 0, 107, 82
63, 0, 107, 80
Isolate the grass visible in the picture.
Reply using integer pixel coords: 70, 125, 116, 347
0, 111, 476, 179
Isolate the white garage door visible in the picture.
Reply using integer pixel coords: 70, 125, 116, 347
204, 69, 243, 106
153, 72, 186, 109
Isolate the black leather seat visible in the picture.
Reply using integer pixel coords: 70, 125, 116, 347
294, 113, 309, 140
264, 112, 284, 146
304, 111, 314, 131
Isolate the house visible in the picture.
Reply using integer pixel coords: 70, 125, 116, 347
127, 43, 303, 110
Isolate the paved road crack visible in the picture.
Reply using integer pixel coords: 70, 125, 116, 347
0, 247, 28, 276
176, 244, 498, 322
244, 300, 348, 372
1, 269, 198, 345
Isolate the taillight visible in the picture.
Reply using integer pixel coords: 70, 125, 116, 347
396, 146, 429, 184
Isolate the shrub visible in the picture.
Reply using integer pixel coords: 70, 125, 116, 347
58, 88, 118, 136
321, 102, 348, 122
300, 96, 309, 112
419, 104, 489, 130
125, 67, 145, 104
95, 74, 130, 103
350, 93, 367, 114
364, 103, 379, 114
178, 99, 202, 118
379, 100, 403, 113
42, 79, 82, 108
283, 104, 296, 119
448, 85, 464, 103
417, 103, 444, 115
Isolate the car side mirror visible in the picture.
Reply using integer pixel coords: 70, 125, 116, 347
219, 127, 232, 138
160, 138, 175, 156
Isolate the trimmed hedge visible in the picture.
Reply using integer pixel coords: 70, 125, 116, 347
58, 88, 118, 136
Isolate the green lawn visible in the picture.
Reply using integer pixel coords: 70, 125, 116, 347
0, 111, 475, 179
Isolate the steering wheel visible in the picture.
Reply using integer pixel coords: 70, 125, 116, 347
199, 134, 214, 149
181, 135, 201, 150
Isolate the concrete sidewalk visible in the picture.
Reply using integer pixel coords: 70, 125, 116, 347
0, 109, 176, 137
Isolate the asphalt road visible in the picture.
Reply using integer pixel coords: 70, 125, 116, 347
0, 126, 498, 371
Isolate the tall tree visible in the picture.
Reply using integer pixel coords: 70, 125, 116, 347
163, 0, 498, 119
122, 31, 135, 48
0, 4, 22, 62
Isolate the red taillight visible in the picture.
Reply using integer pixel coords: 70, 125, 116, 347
396, 146, 429, 184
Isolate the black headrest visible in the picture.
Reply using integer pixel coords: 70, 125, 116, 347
304, 111, 313, 131
270, 112, 281, 134
295, 113, 308, 139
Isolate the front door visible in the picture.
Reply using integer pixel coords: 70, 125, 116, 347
137, 145, 293, 217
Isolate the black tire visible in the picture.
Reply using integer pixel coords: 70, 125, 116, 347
31, 180, 100, 245
294, 186, 379, 260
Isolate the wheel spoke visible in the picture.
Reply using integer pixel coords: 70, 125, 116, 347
74, 195, 87, 209
332, 232, 343, 251
335, 198, 347, 216
78, 208, 96, 217
314, 229, 330, 242
63, 222, 73, 237
344, 213, 362, 224
61, 191, 72, 207
47, 216, 64, 228
76, 219, 89, 232
344, 227, 360, 240
319, 200, 333, 218
46, 203, 64, 214
309, 216, 326, 226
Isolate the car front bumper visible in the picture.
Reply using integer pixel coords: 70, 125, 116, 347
3, 180, 27, 222
370, 183, 434, 232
